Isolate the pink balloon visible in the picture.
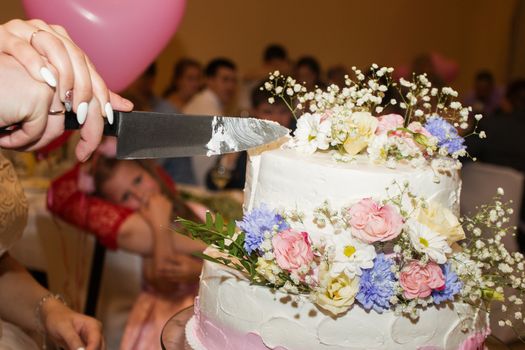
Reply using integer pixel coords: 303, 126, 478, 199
22, 0, 186, 92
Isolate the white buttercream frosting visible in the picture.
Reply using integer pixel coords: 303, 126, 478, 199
191, 144, 486, 350
245, 145, 461, 245
195, 260, 488, 350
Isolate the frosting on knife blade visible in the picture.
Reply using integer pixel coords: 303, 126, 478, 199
206, 116, 288, 156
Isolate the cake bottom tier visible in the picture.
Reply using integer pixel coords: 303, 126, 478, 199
192, 261, 490, 350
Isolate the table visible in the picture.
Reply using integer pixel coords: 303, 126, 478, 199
160, 306, 194, 350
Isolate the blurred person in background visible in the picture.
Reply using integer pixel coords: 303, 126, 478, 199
206, 82, 294, 191
294, 55, 325, 90
464, 70, 504, 115
239, 44, 292, 112
184, 58, 238, 116
162, 58, 204, 185
401, 52, 459, 89
123, 63, 197, 185
262, 44, 292, 77
47, 149, 207, 350
162, 58, 203, 111
184, 58, 238, 186
468, 79, 525, 250
504, 79, 525, 113
121, 63, 173, 113
327, 64, 349, 89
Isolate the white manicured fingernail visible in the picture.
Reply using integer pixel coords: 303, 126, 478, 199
40, 67, 57, 87
105, 102, 114, 125
76, 347, 86, 350
77, 102, 88, 125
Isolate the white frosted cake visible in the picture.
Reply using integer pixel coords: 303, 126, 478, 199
175, 67, 523, 350
185, 146, 489, 350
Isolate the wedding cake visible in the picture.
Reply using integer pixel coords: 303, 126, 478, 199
177, 66, 523, 350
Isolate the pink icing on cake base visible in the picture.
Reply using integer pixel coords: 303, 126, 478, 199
187, 315, 287, 350
188, 311, 490, 350
196, 315, 286, 350
190, 297, 286, 350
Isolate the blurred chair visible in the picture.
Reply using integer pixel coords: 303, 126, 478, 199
41, 217, 142, 349
461, 161, 524, 343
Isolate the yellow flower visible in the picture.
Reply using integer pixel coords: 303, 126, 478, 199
313, 262, 360, 316
255, 257, 282, 284
416, 202, 465, 245
343, 111, 378, 156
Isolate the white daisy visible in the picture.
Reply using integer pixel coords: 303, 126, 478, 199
328, 233, 377, 279
406, 218, 452, 264
294, 113, 332, 154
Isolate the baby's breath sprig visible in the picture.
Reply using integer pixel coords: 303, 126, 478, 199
458, 189, 525, 339
263, 71, 306, 120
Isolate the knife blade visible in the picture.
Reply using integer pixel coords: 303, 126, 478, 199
62, 110, 290, 159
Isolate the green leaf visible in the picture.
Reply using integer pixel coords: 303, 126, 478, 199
217, 257, 232, 265
215, 213, 224, 232
205, 212, 213, 228
193, 252, 223, 265
229, 241, 238, 257
227, 220, 237, 237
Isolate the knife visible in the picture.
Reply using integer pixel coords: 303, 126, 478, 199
0, 110, 290, 159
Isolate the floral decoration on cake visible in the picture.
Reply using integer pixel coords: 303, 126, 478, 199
263, 65, 485, 168
174, 67, 524, 339
178, 185, 524, 337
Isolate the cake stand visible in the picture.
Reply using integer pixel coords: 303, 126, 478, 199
160, 306, 511, 350
160, 306, 194, 350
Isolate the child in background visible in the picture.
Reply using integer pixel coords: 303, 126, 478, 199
48, 140, 207, 350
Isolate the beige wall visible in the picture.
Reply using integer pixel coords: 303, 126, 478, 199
1, 0, 517, 95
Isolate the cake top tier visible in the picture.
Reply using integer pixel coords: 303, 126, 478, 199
245, 146, 461, 221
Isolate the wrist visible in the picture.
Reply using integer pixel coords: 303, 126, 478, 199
35, 293, 67, 333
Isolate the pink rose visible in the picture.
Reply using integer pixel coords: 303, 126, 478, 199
399, 261, 445, 299
376, 114, 404, 135
272, 229, 314, 275
348, 198, 403, 243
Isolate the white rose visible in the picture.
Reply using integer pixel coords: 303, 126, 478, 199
415, 202, 465, 245
343, 111, 378, 156
312, 262, 360, 316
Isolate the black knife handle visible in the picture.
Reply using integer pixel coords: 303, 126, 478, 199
0, 111, 120, 136
65, 111, 120, 136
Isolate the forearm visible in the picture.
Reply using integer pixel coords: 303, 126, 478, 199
171, 232, 207, 254
116, 213, 206, 257
0, 253, 49, 332
152, 226, 176, 256
116, 213, 154, 256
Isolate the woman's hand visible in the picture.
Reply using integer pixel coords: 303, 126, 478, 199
0, 19, 133, 161
41, 298, 105, 350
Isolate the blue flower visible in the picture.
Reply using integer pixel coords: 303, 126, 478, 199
356, 254, 396, 313
424, 115, 466, 154
237, 205, 289, 255
432, 263, 462, 304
